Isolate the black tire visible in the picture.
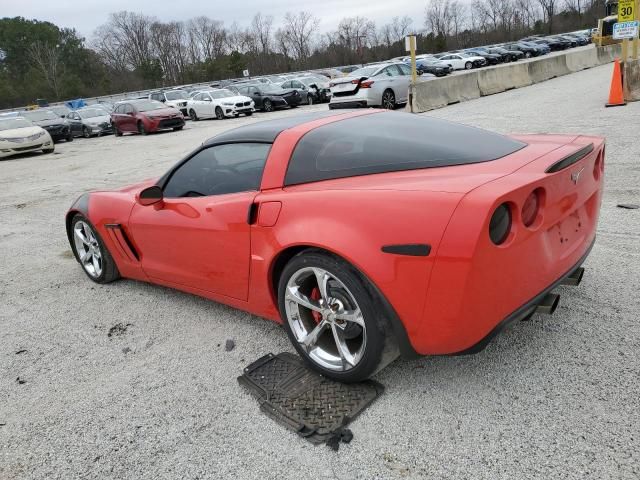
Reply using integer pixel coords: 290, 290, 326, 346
137, 121, 147, 135
381, 89, 396, 110
82, 126, 91, 138
464, 61, 472, 70
114, 125, 122, 137
278, 250, 399, 382
173, 126, 183, 131
189, 109, 199, 121
70, 214, 120, 284
262, 99, 273, 112
215, 107, 224, 120
525, 51, 532, 58
66, 132, 74, 142
43, 146, 55, 154
245, 111, 253, 116
307, 95, 314, 105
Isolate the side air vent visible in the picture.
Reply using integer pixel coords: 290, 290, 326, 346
545, 143, 594, 173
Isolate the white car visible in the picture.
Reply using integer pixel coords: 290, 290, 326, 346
328, 62, 412, 110
437, 53, 487, 70
0, 117, 54, 159
148, 90, 190, 116
186, 89, 255, 120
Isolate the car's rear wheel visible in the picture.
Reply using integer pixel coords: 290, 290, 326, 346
278, 250, 398, 382
70, 214, 120, 284
66, 132, 73, 142
464, 61, 472, 70
263, 99, 273, 112
215, 107, 224, 120
114, 124, 122, 137
189, 109, 198, 121
525, 51, 532, 58
173, 126, 183, 131
82, 126, 91, 138
381, 89, 396, 110
137, 121, 147, 135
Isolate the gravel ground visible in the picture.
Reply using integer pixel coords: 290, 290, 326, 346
1, 63, 639, 480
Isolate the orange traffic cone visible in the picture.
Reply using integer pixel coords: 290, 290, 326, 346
606, 59, 626, 107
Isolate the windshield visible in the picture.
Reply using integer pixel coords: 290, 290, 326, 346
133, 100, 165, 112
0, 118, 33, 131
77, 108, 106, 119
21, 110, 59, 121
350, 66, 378, 78
165, 90, 188, 100
50, 106, 70, 115
211, 89, 235, 99
262, 86, 286, 94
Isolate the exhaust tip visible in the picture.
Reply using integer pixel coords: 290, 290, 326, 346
536, 293, 560, 315
562, 267, 584, 286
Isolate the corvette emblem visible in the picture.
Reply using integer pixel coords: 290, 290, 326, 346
571, 167, 585, 185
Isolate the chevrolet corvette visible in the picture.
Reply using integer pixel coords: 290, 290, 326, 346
66, 110, 604, 381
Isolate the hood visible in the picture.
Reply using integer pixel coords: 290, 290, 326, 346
218, 95, 253, 103
82, 115, 111, 124
0, 125, 46, 140
32, 118, 67, 127
140, 107, 181, 117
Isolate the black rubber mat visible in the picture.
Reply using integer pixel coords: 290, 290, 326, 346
238, 352, 384, 447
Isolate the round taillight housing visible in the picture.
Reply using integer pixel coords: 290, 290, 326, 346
521, 190, 541, 228
489, 203, 512, 245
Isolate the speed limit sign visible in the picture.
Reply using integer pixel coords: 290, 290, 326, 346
618, 0, 636, 22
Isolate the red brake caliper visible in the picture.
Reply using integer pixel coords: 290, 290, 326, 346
310, 287, 322, 324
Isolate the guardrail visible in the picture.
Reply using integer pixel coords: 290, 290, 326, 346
409, 44, 622, 113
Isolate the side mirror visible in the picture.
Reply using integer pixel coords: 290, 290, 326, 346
138, 185, 164, 206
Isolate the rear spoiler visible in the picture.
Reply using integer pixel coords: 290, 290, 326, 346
545, 143, 594, 173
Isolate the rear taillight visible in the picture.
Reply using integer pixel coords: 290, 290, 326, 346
489, 203, 512, 245
360, 80, 374, 88
521, 189, 542, 228
351, 79, 360, 84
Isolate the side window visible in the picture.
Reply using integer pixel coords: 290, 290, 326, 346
292, 81, 303, 88
163, 143, 272, 198
124, 104, 134, 114
281, 81, 291, 88
398, 63, 411, 75
194, 93, 203, 101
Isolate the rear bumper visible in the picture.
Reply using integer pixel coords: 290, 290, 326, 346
453, 238, 595, 355
329, 100, 368, 109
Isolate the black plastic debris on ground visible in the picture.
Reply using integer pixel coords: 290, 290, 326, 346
238, 352, 384, 449
617, 204, 639, 209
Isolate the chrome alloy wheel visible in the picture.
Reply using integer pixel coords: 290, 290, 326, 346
284, 267, 366, 372
73, 220, 103, 278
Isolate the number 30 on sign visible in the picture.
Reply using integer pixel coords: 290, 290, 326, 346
619, 0, 636, 22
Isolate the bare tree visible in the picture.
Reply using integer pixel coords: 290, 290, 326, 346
250, 13, 274, 54
280, 12, 320, 61
187, 16, 226, 62
28, 41, 64, 97
537, 0, 558, 32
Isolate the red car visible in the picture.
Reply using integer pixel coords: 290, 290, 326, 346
66, 110, 604, 381
110, 99, 185, 136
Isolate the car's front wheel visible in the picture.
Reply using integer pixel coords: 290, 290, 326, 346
82, 126, 91, 138
137, 121, 147, 135
70, 214, 120, 284
189, 109, 199, 121
215, 107, 224, 120
262, 99, 273, 112
464, 61, 472, 70
278, 250, 398, 382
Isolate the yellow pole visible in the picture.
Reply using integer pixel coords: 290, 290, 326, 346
634, 0, 639, 59
410, 35, 417, 84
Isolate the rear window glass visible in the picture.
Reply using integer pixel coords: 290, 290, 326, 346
284, 113, 526, 186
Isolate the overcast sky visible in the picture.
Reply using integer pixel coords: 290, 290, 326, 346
2, 0, 427, 39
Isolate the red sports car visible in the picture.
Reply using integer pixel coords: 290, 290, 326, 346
110, 99, 185, 136
66, 110, 604, 381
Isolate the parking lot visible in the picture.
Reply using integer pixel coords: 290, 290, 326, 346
1, 62, 639, 479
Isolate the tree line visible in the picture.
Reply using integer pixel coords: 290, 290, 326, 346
0, 0, 606, 109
